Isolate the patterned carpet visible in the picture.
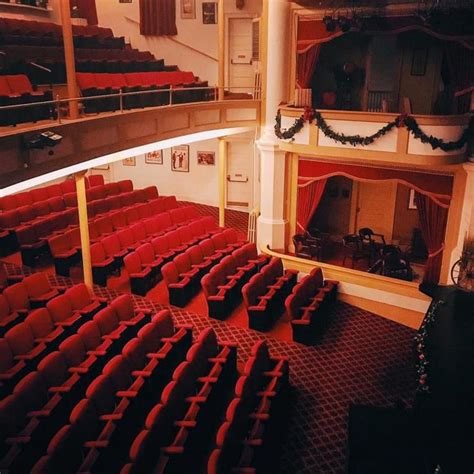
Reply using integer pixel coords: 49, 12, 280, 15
180, 201, 249, 236
2, 259, 417, 474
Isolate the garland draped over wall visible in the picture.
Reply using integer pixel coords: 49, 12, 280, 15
274, 107, 473, 152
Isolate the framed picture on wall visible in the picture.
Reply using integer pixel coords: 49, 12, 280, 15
411, 48, 428, 76
122, 156, 136, 166
92, 164, 110, 171
408, 189, 418, 210
180, 0, 196, 19
202, 2, 217, 24
171, 145, 190, 172
197, 151, 215, 165
119, 0, 132, 3
145, 150, 163, 164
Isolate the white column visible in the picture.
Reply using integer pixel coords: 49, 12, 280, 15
256, 0, 290, 252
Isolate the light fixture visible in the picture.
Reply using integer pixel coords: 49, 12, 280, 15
23, 131, 63, 149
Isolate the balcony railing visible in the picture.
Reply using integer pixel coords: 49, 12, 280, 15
277, 106, 470, 167
0, 85, 261, 136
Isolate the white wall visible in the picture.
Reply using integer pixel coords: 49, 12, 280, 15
94, 0, 261, 86
110, 138, 219, 206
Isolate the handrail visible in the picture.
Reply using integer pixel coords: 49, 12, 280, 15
29, 62, 52, 73
124, 15, 218, 62
0, 85, 261, 113
166, 37, 218, 62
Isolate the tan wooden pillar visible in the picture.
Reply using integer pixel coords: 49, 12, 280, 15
75, 172, 93, 289
217, 0, 225, 100
60, 0, 79, 118
218, 138, 227, 227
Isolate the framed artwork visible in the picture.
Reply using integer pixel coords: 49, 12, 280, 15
171, 145, 190, 172
408, 189, 418, 210
122, 156, 136, 167
119, 0, 132, 3
197, 151, 215, 165
145, 150, 163, 165
202, 2, 217, 24
411, 48, 428, 76
180, 0, 196, 19
92, 164, 110, 171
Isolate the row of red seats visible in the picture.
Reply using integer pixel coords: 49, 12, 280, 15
0, 175, 105, 212
0, 32, 125, 50
124, 217, 226, 296
0, 272, 64, 337
242, 257, 298, 332
48, 200, 186, 278
2, 44, 154, 63
77, 71, 210, 113
11, 188, 154, 267
0, 294, 163, 473
0, 18, 115, 39
28, 306, 193, 473
285, 267, 339, 345
118, 327, 236, 474
0, 74, 52, 126
208, 340, 289, 474
0, 282, 106, 398
201, 244, 270, 320
161, 229, 245, 307
90, 207, 203, 286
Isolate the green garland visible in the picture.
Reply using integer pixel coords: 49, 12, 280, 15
274, 107, 473, 152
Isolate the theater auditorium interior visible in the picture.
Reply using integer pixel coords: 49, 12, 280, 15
0, 0, 473, 473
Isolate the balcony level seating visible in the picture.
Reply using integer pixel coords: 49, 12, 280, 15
285, 267, 339, 345
76, 71, 210, 113
0, 74, 52, 126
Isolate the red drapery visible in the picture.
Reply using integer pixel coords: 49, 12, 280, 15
139, 0, 177, 36
297, 178, 327, 232
73, 0, 98, 26
297, 16, 474, 53
296, 44, 321, 88
298, 159, 453, 205
415, 192, 449, 285
444, 42, 474, 97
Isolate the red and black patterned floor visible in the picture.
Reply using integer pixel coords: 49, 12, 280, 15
2, 258, 417, 474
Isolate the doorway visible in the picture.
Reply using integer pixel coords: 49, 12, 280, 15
228, 18, 254, 94
226, 141, 253, 210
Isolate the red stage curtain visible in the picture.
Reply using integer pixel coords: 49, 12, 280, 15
297, 179, 327, 232
139, 0, 177, 36
298, 159, 453, 203
73, 0, 98, 26
296, 44, 321, 88
444, 42, 474, 97
415, 192, 449, 285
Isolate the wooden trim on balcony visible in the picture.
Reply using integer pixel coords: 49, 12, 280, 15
0, 100, 260, 189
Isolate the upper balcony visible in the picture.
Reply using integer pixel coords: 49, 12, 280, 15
0, 88, 260, 191
277, 106, 470, 168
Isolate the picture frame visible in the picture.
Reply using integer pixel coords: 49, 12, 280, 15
202, 2, 217, 24
171, 145, 190, 172
92, 164, 110, 171
180, 0, 196, 19
145, 150, 163, 165
411, 48, 428, 76
408, 189, 418, 210
197, 151, 215, 166
122, 156, 136, 167
119, 0, 132, 3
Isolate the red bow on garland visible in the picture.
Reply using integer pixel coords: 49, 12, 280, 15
303, 107, 315, 122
